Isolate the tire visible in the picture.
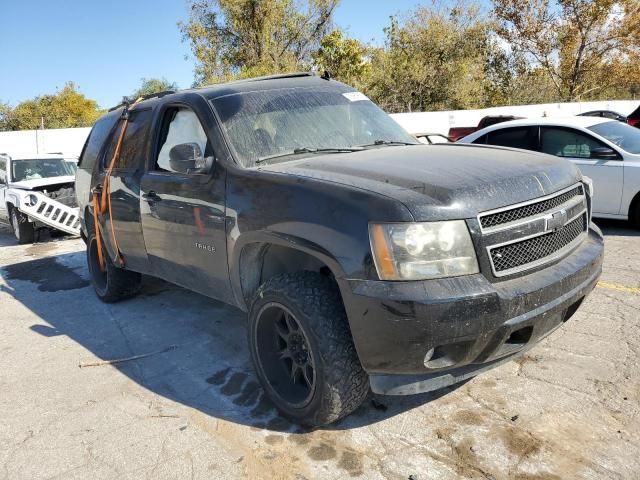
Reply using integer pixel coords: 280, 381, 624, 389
86, 232, 141, 303
10, 208, 34, 244
631, 200, 640, 229
248, 272, 369, 426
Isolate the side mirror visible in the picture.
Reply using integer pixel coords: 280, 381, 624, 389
590, 147, 619, 160
168, 143, 212, 174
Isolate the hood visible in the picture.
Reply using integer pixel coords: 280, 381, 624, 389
9, 176, 75, 191
260, 144, 582, 221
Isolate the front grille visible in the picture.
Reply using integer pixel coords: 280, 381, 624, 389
480, 185, 584, 229
490, 213, 587, 273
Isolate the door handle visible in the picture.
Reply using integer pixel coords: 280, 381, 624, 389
142, 190, 161, 202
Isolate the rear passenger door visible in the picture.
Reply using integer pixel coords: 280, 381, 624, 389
540, 127, 623, 215
140, 100, 232, 303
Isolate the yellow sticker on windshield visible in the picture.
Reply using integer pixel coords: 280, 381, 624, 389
342, 92, 369, 102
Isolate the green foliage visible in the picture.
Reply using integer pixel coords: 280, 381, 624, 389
131, 77, 179, 99
363, 4, 501, 112
312, 30, 369, 88
0, 82, 103, 131
179, 0, 339, 85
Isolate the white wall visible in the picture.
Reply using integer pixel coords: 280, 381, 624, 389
391, 100, 640, 136
0, 127, 91, 158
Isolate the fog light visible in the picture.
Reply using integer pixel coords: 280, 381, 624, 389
25, 194, 38, 207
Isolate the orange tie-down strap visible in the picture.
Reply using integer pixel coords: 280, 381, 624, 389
92, 98, 142, 271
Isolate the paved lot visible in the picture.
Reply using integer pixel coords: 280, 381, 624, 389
0, 221, 638, 480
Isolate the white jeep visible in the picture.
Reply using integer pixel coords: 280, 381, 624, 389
0, 154, 81, 244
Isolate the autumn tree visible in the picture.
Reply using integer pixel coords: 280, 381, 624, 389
0, 82, 103, 131
364, 3, 501, 113
493, 0, 640, 101
312, 30, 370, 88
131, 77, 179, 99
179, 0, 338, 85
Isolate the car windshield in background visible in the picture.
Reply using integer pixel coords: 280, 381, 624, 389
211, 87, 418, 166
11, 158, 75, 182
588, 121, 640, 154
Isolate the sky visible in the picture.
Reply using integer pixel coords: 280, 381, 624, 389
0, 0, 425, 109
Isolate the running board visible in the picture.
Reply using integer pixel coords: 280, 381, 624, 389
18, 191, 81, 236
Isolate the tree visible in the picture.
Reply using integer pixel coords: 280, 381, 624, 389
364, 3, 501, 113
179, 0, 339, 85
0, 101, 12, 131
493, 0, 640, 101
1, 82, 103, 131
312, 30, 370, 88
131, 77, 179, 99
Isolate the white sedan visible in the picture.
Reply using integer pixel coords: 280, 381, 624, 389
459, 117, 640, 225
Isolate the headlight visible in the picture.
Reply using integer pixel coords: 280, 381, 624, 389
369, 221, 479, 280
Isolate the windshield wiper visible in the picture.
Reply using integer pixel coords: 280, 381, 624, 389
255, 147, 363, 165
357, 140, 418, 148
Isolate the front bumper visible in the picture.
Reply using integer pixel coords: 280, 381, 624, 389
339, 225, 604, 395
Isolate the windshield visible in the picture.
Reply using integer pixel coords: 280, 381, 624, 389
211, 86, 418, 166
11, 158, 76, 182
588, 121, 640, 154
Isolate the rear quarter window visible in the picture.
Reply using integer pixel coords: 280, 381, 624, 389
78, 112, 119, 171
103, 109, 153, 170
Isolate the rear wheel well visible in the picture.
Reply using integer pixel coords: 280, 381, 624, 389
239, 243, 335, 306
629, 191, 640, 226
83, 206, 95, 236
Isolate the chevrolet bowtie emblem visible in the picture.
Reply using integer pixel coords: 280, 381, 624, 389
545, 208, 568, 232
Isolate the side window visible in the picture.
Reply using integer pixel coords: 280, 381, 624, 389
155, 107, 212, 173
78, 113, 119, 171
103, 109, 153, 169
541, 128, 608, 159
486, 127, 537, 151
472, 134, 487, 145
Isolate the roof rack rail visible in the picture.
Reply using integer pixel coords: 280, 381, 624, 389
108, 90, 176, 112
201, 72, 316, 89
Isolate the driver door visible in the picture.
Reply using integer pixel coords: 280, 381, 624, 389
140, 103, 232, 303
540, 127, 623, 215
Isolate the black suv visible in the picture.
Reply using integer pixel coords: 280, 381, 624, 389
76, 73, 604, 426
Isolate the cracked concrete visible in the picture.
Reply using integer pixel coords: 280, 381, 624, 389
0, 219, 638, 479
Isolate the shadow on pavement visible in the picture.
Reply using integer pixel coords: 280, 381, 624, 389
595, 218, 639, 237
0, 232, 458, 433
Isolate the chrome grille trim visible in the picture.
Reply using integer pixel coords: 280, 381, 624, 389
479, 183, 589, 277
487, 213, 587, 277
478, 183, 585, 234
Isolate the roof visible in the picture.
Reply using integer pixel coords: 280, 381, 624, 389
478, 116, 612, 130
106, 72, 346, 113
196, 72, 349, 100
9, 154, 69, 161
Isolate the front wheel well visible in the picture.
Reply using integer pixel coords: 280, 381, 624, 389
239, 243, 335, 306
628, 191, 640, 227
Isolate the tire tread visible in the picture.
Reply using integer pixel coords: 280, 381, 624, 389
252, 272, 369, 426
